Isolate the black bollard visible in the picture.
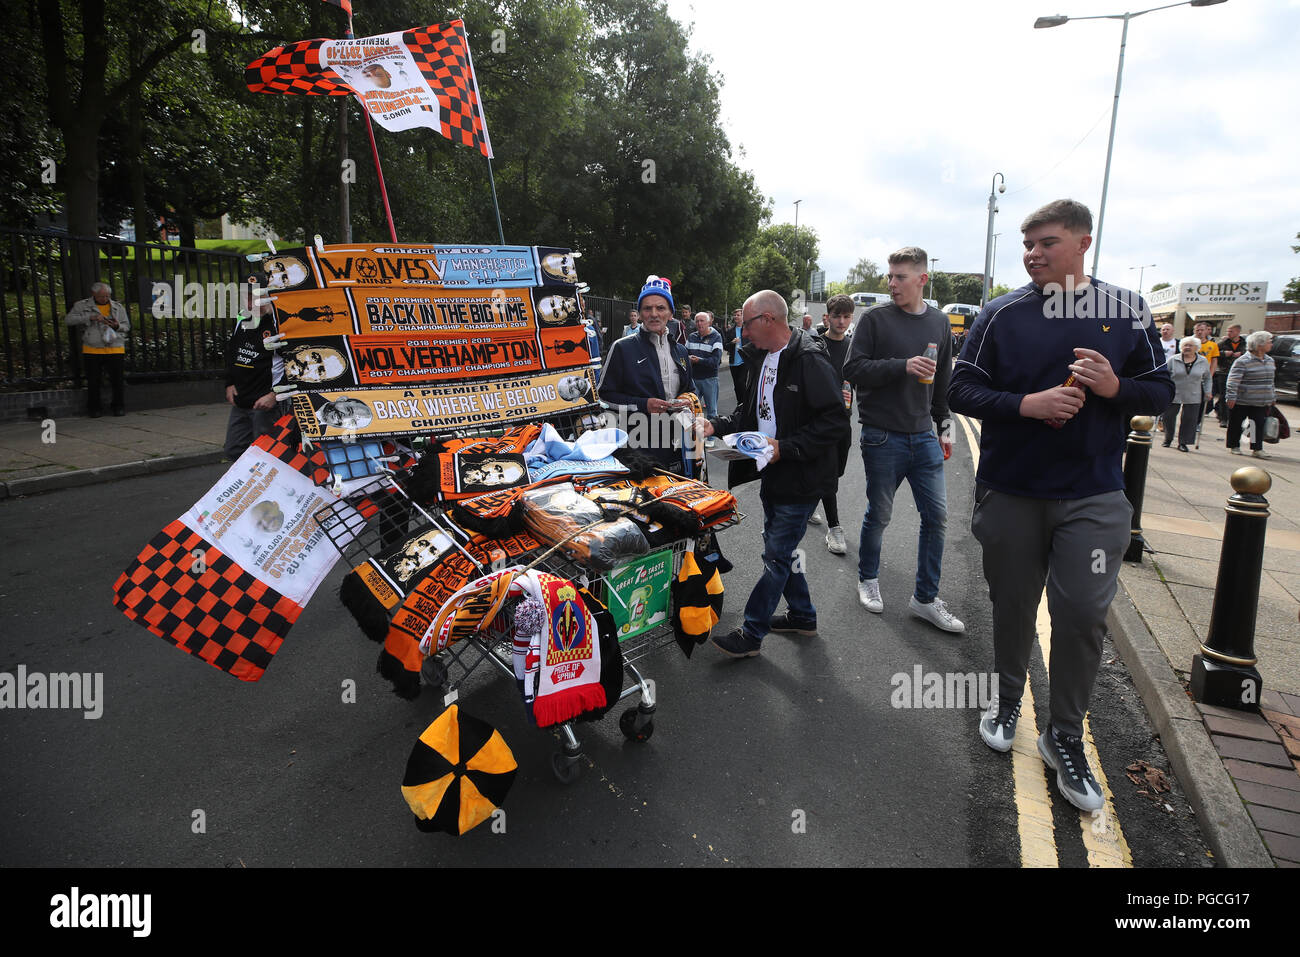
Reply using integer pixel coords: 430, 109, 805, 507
1190, 467, 1269, 712
1122, 415, 1154, 563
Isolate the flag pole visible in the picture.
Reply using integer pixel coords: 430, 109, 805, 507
343, 5, 398, 242
486, 159, 505, 245
359, 104, 399, 242
459, 26, 504, 244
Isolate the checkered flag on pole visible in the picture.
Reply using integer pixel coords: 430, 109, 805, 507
245, 19, 493, 157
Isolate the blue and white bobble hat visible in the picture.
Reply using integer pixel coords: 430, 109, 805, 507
637, 275, 675, 313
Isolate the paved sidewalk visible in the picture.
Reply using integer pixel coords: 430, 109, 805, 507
1113, 413, 1300, 866
4, 399, 1299, 866
0, 403, 230, 498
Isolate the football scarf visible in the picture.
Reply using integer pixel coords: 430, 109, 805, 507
509, 570, 606, 727
671, 549, 726, 658
246, 20, 493, 155
449, 486, 526, 538
641, 480, 738, 534
420, 567, 519, 655
113, 418, 352, 682
376, 533, 538, 698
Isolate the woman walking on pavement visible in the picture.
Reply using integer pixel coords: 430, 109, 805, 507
1225, 330, 1276, 459
1162, 337, 1211, 452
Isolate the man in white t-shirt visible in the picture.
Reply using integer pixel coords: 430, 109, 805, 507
701, 289, 850, 658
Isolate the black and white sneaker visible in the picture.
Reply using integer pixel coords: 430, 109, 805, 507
979, 697, 1021, 753
1037, 725, 1105, 812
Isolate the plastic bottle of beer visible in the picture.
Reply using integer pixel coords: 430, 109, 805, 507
918, 342, 938, 385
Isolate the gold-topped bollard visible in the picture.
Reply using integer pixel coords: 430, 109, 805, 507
1122, 415, 1155, 563
1191, 467, 1269, 711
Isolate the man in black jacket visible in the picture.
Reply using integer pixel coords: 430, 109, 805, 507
702, 289, 850, 657
223, 279, 282, 459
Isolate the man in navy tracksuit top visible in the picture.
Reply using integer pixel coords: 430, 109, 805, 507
949, 199, 1173, 813
598, 275, 695, 469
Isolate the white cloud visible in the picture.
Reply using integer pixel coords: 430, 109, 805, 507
667, 0, 1300, 295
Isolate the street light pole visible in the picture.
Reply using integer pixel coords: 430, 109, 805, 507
991, 233, 1001, 293
929, 258, 939, 301
1130, 263, 1156, 296
982, 173, 1005, 308
1034, 1, 1228, 281
793, 199, 802, 303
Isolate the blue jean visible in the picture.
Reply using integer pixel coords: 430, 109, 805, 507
742, 492, 819, 641
857, 427, 948, 602
695, 375, 718, 418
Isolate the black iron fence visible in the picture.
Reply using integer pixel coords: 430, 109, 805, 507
0, 227, 248, 388
0, 226, 643, 389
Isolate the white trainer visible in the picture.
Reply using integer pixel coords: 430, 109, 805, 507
857, 578, 883, 613
807, 509, 823, 526
825, 526, 846, 555
908, 595, 965, 633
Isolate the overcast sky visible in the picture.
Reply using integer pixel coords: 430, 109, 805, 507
663, 0, 1299, 299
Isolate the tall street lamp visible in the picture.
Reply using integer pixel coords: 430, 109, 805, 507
981, 173, 1005, 308
1130, 263, 1156, 296
991, 233, 1001, 294
793, 199, 802, 300
1034, 0, 1227, 280
928, 258, 939, 301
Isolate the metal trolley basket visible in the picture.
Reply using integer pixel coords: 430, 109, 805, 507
315, 461, 740, 784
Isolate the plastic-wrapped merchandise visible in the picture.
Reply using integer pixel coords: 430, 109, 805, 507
520, 483, 650, 570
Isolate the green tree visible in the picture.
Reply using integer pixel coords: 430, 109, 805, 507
844, 258, 886, 294
1149, 281, 1171, 292
988, 283, 1013, 299
1286, 232, 1300, 303
734, 243, 795, 297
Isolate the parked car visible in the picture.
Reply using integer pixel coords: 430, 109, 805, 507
1272, 333, 1300, 403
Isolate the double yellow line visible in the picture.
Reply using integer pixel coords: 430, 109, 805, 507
954, 414, 1132, 868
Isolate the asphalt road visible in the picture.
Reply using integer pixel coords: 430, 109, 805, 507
0, 377, 1213, 867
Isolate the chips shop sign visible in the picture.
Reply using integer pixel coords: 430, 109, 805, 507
1147, 282, 1267, 308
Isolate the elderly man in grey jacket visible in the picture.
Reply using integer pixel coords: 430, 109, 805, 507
65, 282, 130, 417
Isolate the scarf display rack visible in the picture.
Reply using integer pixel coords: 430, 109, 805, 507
313, 415, 742, 784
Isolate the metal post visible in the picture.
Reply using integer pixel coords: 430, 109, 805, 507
1122, 414, 1153, 562
982, 173, 1004, 307
1091, 13, 1130, 280
1191, 466, 1269, 711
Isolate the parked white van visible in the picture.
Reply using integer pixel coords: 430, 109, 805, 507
851, 292, 892, 308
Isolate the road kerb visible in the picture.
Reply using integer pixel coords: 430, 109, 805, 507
1108, 576, 1273, 867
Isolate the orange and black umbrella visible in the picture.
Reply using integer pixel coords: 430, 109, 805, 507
400, 705, 517, 835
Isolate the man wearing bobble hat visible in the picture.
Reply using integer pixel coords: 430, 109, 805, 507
598, 275, 696, 469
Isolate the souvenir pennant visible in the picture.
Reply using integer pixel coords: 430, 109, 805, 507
291, 368, 599, 440
246, 20, 493, 156
277, 326, 592, 390
269, 286, 583, 339
257, 245, 580, 293
113, 437, 358, 681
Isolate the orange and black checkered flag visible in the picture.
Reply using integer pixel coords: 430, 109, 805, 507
245, 20, 493, 157
112, 520, 303, 682
112, 416, 346, 682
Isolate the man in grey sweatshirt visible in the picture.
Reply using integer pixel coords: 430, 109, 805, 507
843, 246, 963, 633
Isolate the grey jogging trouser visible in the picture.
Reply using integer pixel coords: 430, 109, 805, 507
971, 485, 1131, 738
